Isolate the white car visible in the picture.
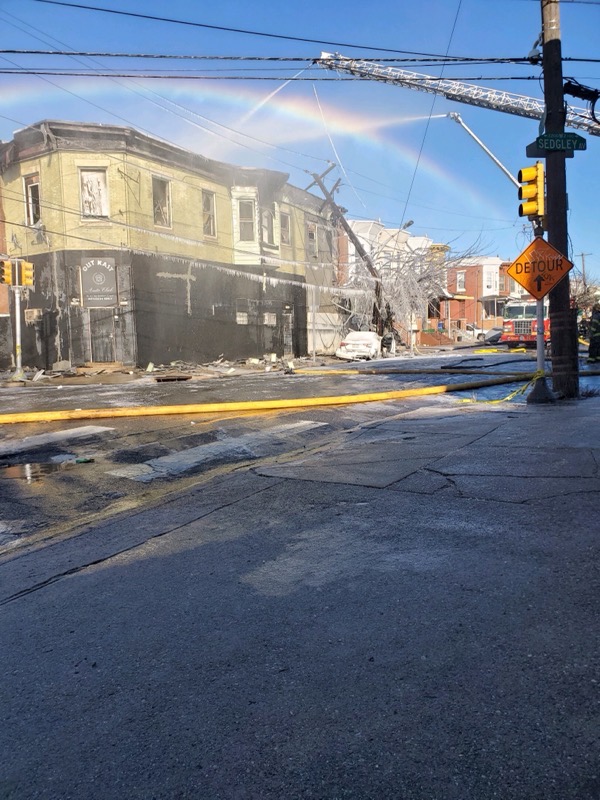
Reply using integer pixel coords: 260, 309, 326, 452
465, 324, 503, 343
335, 331, 382, 361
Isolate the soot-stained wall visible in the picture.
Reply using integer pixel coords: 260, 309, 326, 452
132, 254, 308, 366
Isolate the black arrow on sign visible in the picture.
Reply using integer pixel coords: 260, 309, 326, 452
534, 275, 545, 292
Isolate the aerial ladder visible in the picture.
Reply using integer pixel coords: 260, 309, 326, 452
317, 53, 600, 137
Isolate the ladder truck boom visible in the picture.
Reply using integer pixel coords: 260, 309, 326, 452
318, 52, 600, 137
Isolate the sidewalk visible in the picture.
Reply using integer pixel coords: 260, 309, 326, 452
1, 396, 599, 799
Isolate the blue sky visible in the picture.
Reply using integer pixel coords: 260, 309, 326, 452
1, 0, 599, 281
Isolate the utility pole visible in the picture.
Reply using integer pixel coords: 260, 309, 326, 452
308, 171, 384, 334
541, 0, 579, 398
577, 252, 591, 292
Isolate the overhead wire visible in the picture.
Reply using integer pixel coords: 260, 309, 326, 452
0, 9, 332, 174
10, 1, 592, 260
25, 0, 550, 59
8, 48, 600, 66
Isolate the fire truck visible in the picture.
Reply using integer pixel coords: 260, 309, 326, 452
499, 300, 550, 347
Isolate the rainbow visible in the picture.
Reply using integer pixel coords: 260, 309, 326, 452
0, 75, 505, 217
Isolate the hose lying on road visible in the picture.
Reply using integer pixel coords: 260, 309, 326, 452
0, 374, 537, 425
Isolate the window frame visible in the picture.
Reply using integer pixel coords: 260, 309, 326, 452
238, 199, 256, 242
152, 176, 172, 228
306, 222, 318, 257
261, 204, 275, 246
280, 212, 291, 246
202, 189, 217, 238
80, 168, 110, 219
24, 174, 41, 227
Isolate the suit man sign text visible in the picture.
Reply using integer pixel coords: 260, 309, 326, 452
506, 239, 573, 300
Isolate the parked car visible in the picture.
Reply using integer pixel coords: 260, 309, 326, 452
483, 326, 503, 344
465, 324, 503, 343
335, 331, 382, 361
465, 323, 486, 340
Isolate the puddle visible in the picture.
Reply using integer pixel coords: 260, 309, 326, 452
0, 458, 94, 483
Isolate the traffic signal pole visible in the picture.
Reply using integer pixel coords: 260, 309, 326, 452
541, 0, 579, 398
12, 285, 24, 380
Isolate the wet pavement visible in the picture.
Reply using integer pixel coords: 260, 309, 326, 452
1, 374, 600, 798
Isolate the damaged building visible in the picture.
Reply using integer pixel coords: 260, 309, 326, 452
0, 120, 343, 370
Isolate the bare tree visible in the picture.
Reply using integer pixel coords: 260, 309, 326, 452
339, 236, 483, 346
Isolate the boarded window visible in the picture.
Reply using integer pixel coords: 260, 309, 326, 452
306, 222, 318, 257
202, 190, 216, 237
24, 174, 41, 226
80, 169, 109, 217
153, 176, 171, 227
280, 212, 291, 245
239, 200, 255, 241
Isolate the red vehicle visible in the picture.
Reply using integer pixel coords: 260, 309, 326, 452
500, 300, 550, 347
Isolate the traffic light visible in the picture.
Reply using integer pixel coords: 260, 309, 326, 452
518, 161, 545, 219
0, 260, 13, 285
19, 261, 35, 287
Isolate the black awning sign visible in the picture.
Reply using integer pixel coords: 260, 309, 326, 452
81, 258, 118, 308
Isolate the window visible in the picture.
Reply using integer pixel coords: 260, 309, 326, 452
263, 312, 277, 326
280, 212, 291, 245
239, 200, 255, 241
306, 222, 318, 257
261, 205, 275, 245
236, 311, 249, 325
80, 169, 109, 218
202, 190, 216, 237
499, 274, 506, 291
153, 176, 171, 227
24, 174, 41, 226
456, 271, 465, 293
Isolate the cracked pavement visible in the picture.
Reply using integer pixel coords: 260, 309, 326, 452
1, 387, 599, 799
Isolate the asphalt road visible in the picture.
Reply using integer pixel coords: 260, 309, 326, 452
1, 386, 599, 799
0, 351, 544, 546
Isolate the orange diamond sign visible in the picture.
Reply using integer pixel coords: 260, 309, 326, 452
506, 238, 573, 300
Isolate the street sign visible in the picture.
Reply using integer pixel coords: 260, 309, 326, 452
536, 132, 587, 152
526, 140, 573, 158
506, 239, 573, 300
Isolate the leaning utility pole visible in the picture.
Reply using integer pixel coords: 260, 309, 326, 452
308, 171, 384, 334
541, 0, 579, 398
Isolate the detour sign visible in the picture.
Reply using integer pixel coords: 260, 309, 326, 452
506, 238, 573, 300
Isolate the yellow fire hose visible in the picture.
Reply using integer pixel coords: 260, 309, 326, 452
0, 374, 536, 425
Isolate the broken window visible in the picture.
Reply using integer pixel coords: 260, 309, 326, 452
280, 212, 291, 245
24, 174, 41, 226
202, 190, 216, 237
261, 205, 275, 245
80, 169, 109, 218
239, 199, 255, 241
306, 222, 318, 257
152, 176, 171, 227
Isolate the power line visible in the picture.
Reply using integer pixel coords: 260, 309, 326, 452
5, 49, 600, 66
0, 9, 332, 174
30, 0, 595, 63
0, 69, 547, 81
26, 0, 472, 55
